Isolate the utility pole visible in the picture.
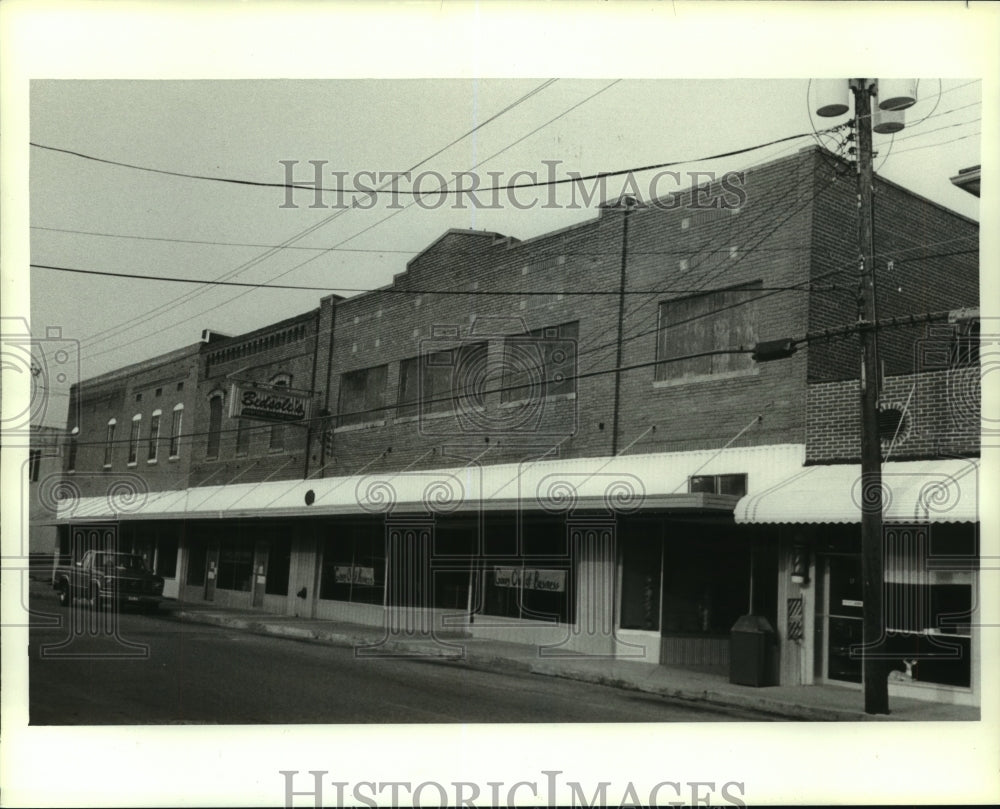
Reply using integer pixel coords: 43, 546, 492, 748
851, 77, 889, 715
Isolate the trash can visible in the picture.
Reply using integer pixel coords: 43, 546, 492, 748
729, 614, 776, 687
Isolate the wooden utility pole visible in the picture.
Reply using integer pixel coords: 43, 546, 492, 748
851, 78, 890, 715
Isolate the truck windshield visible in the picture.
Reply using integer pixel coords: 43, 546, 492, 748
104, 555, 147, 571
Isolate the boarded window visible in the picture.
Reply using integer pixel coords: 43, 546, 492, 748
501, 321, 579, 403
656, 283, 760, 381
397, 342, 488, 417
337, 365, 388, 427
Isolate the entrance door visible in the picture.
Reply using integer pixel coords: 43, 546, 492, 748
252, 541, 269, 609
204, 543, 220, 602
824, 555, 863, 683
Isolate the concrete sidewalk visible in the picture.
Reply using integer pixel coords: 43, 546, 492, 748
161, 600, 980, 723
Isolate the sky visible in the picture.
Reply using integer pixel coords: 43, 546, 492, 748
26, 76, 983, 427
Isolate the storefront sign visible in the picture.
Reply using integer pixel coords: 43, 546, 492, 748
229, 383, 310, 423
334, 565, 376, 586
494, 567, 566, 593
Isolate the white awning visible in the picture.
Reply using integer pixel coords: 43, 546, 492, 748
734, 458, 980, 524
54, 444, 806, 522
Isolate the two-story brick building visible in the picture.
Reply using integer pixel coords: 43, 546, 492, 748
54, 145, 980, 705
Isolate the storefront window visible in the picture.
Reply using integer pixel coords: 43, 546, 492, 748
619, 527, 662, 631
156, 533, 178, 578
661, 533, 750, 635
480, 517, 573, 624
320, 524, 385, 605
882, 524, 974, 688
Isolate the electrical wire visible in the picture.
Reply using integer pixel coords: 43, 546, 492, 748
891, 131, 980, 156
31, 263, 838, 295
29, 126, 839, 197
71, 79, 565, 355
60, 305, 966, 448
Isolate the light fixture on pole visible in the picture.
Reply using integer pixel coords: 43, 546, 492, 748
814, 77, 917, 716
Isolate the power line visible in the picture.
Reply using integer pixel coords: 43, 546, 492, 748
31, 222, 828, 256
73, 80, 564, 355
29, 126, 840, 197
59, 306, 966, 449
891, 131, 980, 156
31, 263, 837, 295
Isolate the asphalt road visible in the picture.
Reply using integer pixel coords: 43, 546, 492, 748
27, 589, 770, 724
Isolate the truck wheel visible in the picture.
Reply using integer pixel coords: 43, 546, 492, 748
90, 584, 101, 608
58, 581, 71, 608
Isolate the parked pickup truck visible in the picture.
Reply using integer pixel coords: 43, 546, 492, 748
53, 550, 165, 610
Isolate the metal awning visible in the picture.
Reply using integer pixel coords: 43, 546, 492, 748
734, 458, 980, 525
54, 444, 805, 522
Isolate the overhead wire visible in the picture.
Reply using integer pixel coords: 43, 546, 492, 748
62, 305, 965, 449
69, 79, 567, 356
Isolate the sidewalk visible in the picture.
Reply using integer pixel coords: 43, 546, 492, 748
162, 600, 980, 722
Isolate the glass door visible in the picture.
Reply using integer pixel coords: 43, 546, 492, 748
824, 555, 863, 683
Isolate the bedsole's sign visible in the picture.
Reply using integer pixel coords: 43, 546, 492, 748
229, 384, 311, 423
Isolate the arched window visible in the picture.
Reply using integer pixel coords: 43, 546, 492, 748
169, 404, 184, 458
104, 418, 117, 468
269, 374, 291, 452
128, 414, 142, 465
148, 409, 162, 462
206, 393, 224, 459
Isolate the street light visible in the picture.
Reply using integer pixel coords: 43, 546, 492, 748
815, 78, 917, 715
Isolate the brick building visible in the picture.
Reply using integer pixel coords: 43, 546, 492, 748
57, 337, 214, 597
54, 145, 981, 706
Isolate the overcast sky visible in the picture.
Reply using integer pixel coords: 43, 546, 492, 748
27, 77, 982, 425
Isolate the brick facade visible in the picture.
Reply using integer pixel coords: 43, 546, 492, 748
62, 146, 980, 490
189, 309, 322, 487
806, 152, 979, 382
806, 365, 980, 463
63, 343, 204, 500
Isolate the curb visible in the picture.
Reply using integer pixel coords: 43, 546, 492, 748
168, 609, 866, 721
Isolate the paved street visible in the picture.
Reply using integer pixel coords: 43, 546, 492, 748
27, 589, 770, 724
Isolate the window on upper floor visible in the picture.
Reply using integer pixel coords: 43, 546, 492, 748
148, 410, 161, 462
500, 322, 579, 403
235, 417, 251, 456
128, 414, 142, 465
104, 418, 117, 468
337, 364, 388, 428
169, 404, 183, 459
206, 394, 223, 458
397, 342, 488, 419
655, 282, 761, 383
269, 375, 291, 451
28, 449, 41, 483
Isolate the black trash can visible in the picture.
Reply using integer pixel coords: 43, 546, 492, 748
729, 614, 776, 687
